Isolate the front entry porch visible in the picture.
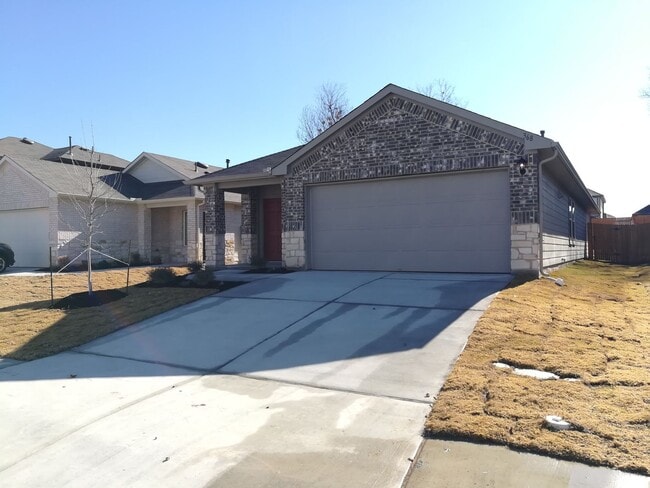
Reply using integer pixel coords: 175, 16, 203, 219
205, 184, 281, 267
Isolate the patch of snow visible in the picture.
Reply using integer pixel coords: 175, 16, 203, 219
513, 368, 560, 381
493, 362, 511, 369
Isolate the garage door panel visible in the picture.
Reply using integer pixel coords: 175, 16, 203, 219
308, 171, 510, 273
0, 208, 50, 267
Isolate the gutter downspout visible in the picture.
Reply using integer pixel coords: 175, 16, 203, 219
537, 147, 559, 280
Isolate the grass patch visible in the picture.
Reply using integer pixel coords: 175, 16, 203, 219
426, 260, 650, 475
0, 267, 216, 361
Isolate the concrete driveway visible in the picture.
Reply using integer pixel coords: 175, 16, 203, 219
0, 270, 509, 487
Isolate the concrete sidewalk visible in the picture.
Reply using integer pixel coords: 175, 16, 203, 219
406, 439, 649, 488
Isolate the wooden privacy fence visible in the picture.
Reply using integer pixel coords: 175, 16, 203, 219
588, 222, 650, 265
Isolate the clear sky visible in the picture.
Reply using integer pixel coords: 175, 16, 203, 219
2, 0, 648, 216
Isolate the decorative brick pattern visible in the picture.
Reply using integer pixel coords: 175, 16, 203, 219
203, 185, 226, 266
281, 95, 535, 234
240, 189, 259, 235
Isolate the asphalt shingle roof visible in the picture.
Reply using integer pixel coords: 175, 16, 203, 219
0, 136, 216, 202
142, 152, 221, 180
189, 145, 303, 184
633, 204, 650, 216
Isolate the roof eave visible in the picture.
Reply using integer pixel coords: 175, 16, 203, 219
544, 144, 599, 212
185, 171, 274, 186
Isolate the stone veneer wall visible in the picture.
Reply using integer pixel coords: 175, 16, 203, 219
280, 94, 539, 271
203, 185, 225, 266
239, 190, 259, 264
511, 223, 541, 273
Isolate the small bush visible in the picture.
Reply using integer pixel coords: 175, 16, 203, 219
56, 256, 71, 271
152, 255, 163, 265
148, 267, 178, 285
94, 260, 111, 270
130, 252, 142, 266
193, 266, 215, 287
250, 256, 266, 268
187, 260, 204, 273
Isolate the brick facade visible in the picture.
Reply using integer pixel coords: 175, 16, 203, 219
57, 197, 139, 263
279, 94, 540, 272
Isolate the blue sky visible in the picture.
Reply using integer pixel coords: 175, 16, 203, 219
2, 0, 649, 216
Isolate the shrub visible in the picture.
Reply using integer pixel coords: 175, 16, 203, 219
56, 255, 71, 271
193, 266, 215, 287
187, 260, 204, 273
148, 267, 178, 285
151, 255, 163, 265
130, 252, 142, 266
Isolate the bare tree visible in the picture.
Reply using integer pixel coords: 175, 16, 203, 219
60, 142, 122, 295
297, 82, 350, 143
416, 79, 467, 107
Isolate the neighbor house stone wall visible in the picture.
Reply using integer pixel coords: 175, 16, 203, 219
281, 94, 536, 269
225, 202, 241, 264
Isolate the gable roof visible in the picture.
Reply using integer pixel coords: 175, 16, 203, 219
188, 145, 303, 185
272, 84, 552, 176
125, 152, 221, 181
633, 204, 650, 216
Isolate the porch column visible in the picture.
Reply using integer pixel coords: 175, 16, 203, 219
240, 189, 259, 264
186, 202, 200, 262
204, 185, 226, 267
136, 204, 151, 262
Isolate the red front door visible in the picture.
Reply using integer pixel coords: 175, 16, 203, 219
263, 198, 282, 261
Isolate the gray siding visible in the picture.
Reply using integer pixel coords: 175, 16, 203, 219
541, 173, 587, 267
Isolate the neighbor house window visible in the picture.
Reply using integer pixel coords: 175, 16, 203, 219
182, 210, 188, 246
568, 199, 576, 247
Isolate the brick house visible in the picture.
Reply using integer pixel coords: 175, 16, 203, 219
0, 137, 241, 267
191, 84, 597, 276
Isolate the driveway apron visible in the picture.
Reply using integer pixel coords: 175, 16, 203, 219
0, 270, 509, 487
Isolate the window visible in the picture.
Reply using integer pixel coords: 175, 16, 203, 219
568, 199, 576, 247
182, 210, 188, 246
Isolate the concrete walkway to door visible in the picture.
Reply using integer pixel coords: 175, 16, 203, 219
0, 270, 510, 487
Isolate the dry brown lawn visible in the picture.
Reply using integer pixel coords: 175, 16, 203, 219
0, 267, 215, 360
426, 261, 650, 475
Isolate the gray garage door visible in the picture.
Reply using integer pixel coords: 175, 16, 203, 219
0, 208, 50, 267
307, 170, 510, 273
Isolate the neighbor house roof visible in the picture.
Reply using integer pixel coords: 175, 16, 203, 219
126, 152, 222, 180
633, 204, 650, 216
187, 146, 303, 185
0, 137, 131, 171
5, 154, 130, 200
0, 136, 220, 202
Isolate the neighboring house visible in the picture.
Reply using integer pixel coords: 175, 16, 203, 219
634, 205, 650, 215
190, 84, 597, 276
588, 189, 606, 218
0, 137, 241, 267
